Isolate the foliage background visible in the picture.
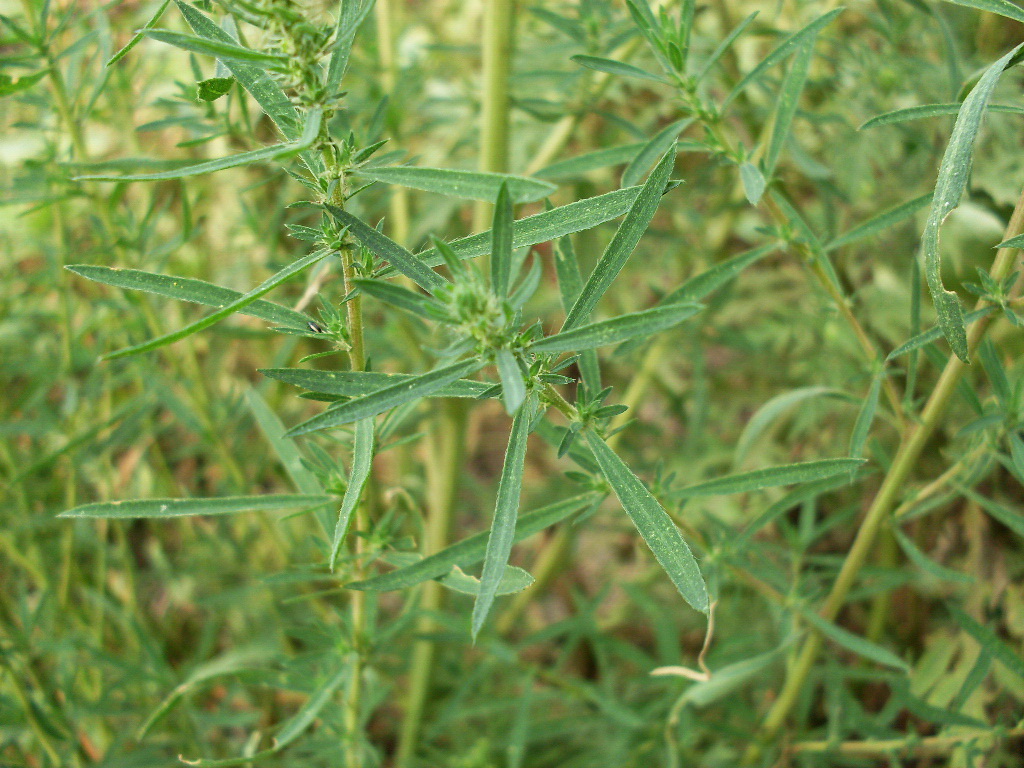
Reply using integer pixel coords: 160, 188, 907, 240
2, 0, 1024, 766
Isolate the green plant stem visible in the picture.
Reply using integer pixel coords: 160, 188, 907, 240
791, 726, 1024, 757
473, 0, 515, 234
374, 0, 411, 246
394, 401, 467, 768
743, 185, 1024, 763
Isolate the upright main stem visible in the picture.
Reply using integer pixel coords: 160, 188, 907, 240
745, 187, 1024, 762
396, 4, 516, 762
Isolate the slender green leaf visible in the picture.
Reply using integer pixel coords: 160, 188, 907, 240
107, 0, 171, 66
622, 119, 691, 188
1008, 432, 1024, 481
356, 166, 556, 204
724, 8, 843, 107
554, 233, 601, 392
886, 307, 993, 361
920, 44, 1024, 362
695, 10, 758, 82
0, 71, 47, 98
959, 486, 1024, 537
941, 0, 1024, 24
765, 37, 815, 176
533, 303, 702, 355
75, 107, 322, 181
401, 186, 649, 276
491, 181, 514, 296
893, 528, 974, 583
325, 205, 447, 292
799, 607, 910, 671
826, 193, 933, 251
285, 358, 485, 436
571, 54, 670, 83
329, 418, 374, 570
860, 102, 1024, 130
472, 399, 533, 637
349, 494, 599, 591
734, 387, 849, 465
175, 1, 303, 141
949, 604, 1024, 680
496, 349, 527, 415
535, 143, 645, 180
59, 494, 332, 519
978, 338, 1010, 406
563, 146, 676, 330
739, 161, 766, 205
103, 250, 327, 359
260, 367, 494, 399
437, 564, 533, 596
143, 28, 286, 65
676, 648, 785, 707
674, 459, 867, 498
245, 389, 324, 496
997, 232, 1024, 248
67, 265, 311, 330
849, 369, 883, 459
325, 0, 374, 91
663, 243, 778, 304
352, 278, 443, 320
585, 432, 708, 613
273, 667, 349, 747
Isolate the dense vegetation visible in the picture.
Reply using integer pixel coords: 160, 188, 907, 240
3, 0, 1024, 765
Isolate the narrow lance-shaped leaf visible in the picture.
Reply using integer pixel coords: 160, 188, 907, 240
848, 368, 883, 459
174, 0, 302, 141
104, 249, 329, 359
563, 146, 676, 331
491, 181, 514, 296
75, 107, 322, 181
920, 43, 1024, 362
585, 431, 709, 614
356, 166, 556, 204
392, 186, 650, 277
893, 528, 974, 584
352, 277, 444, 321
325, 0, 374, 91
329, 418, 374, 570
886, 307, 993, 361
66, 264, 311, 330
940, 0, 1024, 24
495, 349, 526, 415
59, 494, 333, 519
107, 0, 171, 66
799, 606, 910, 671
724, 8, 843, 107
143, 28, 287, 65
571, 54, 670, 83
695, 10, 758, 83
349, 494, 600, 592
860, 102, 1024, 130
285, 358, 485, 436
765, 36, 816, 177
245, 389, 324, 496
553, 233, 601, 393
325, 205, 447, 293
622, 118, 692, 189
739, 161, 766, 206
472, 398, 533, 637
948, 604, 1024, 681
535, 142, 645, 180
662, 242, 778, 304
260, 367, 495, 399
533, 303, 702, 355
673, 458, 867, 498
826, 193, 933, 252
